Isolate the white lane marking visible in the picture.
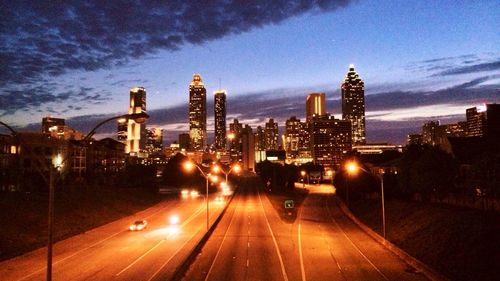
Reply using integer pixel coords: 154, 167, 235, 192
297, 205, 307, 281
16, 199, 181, 281
147, 224, 204, 281
204, 195, 240, 281
317, 224, 344, 276
116, 239, 166, 276
257, 189, 289, 281
116, 205, 205, 276
325, 196, 390, 281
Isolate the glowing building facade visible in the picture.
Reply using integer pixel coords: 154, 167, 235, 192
264, 118, 279, 150
284, 116, 301, 159
189, 74, 207, 151
214, 90, 227, 150
127, 87, 147, 154
306, 93, 326, 121
310, 114, 352, 167
466, 104, 500, 139
342, 65, 366, 145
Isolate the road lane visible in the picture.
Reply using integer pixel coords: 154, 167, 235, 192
296, 185, 429, 281
183, 181, 288, 281
0, 192, 228, 281
184, 179, 431, 281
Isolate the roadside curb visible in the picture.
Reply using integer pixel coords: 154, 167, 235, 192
169, 187, 237, 281
335, 197, 450, 281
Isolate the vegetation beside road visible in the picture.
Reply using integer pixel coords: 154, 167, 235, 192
0, 187, 167, 261
349, 198, 499, 281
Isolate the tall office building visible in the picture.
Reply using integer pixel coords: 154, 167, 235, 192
146, 128, 163, 155
214, 90, 227, 150
306, 93, 326, 121
117, 118, 127, 144
284, 116, 301, 159
189, 74, 207, 151
264, 118, 279, 150
422, 121, 440, 146
229, 119, 243, 161
310, 114, 352, 167
178, 133, 190, 150
342, 64, 366, 145
466, 104, 500, 139
254, 126, 266, 152
298, 121, 311, 158
241, 125, 255, 171
127, 87, 147, 154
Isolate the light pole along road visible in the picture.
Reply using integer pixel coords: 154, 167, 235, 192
346, 160, 386, 239
1, 112, 149, 281
183, 161, 220, 231
182, 174, 429, 281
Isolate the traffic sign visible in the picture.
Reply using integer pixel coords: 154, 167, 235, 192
284, 199, 294, 209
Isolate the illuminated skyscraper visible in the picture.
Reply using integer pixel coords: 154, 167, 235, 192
229, 119, 243, 161
342, 64, 366, 145
127, 87, 147, 154
189, 74, 207, 151
117, 118, 127, 144
265, 118, 279, 150
214, 90, 227, 150
466, 104, 500, 139
306, 93, 326, 121
284, 116, 301, 159
146, 128, 163, 155
310, 114, 352, 167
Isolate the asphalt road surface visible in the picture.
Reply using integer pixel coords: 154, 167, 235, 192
0, 191, 227, 281
183, 181, 430, 281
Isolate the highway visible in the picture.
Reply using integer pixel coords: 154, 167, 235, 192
183, 179, 430, 281
1, 177, 433, 281
0, 191, 226, 281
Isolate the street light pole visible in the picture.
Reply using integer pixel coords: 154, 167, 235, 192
205, 176, 209, 230
184, 161, 213, 231
46, 165, 54, 281
380, 172, 386, 239
2, 113, 149, 281
346, 161, 387, 240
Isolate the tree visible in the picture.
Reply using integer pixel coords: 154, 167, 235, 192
398, 144, 457, 201
162, 153, 203, 189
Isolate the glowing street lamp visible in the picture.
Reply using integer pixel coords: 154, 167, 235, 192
300, 170, 306, 188
345, 161, 386, 239
326, 170, 334, 185
212, 163, 241, 183
183, 160, 214, 231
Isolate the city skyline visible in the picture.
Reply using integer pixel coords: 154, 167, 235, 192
0, 0, 498, 144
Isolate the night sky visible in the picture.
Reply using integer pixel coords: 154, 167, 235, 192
1, 0, 498, 144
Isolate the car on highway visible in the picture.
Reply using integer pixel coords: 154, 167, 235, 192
129, 220, 148, 231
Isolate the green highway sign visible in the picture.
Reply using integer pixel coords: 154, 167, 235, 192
284, 199, 294, 209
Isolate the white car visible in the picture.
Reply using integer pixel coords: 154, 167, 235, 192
129, 220, 148, 231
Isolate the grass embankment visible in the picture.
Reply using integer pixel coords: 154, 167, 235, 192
0, 188, 166, 261
265, 188, 308, 223
349, 199, 499, 281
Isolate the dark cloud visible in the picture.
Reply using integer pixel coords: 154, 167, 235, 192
434, 60, 500, 76
0, 1, 353, 87
405, 54, 500, 77
366, 76, 499, 112
0, 84, 108, 117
